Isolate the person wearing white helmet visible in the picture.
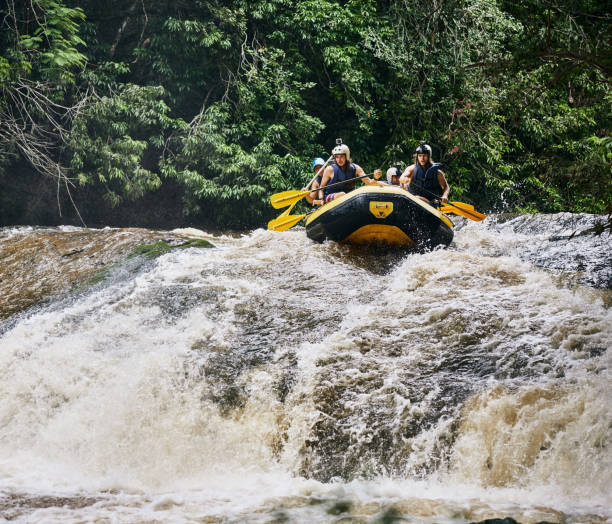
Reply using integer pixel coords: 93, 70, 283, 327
399, 141, 450, 204
302, 157, 326, 205
385, 165, 402, 186
318, 140, 383, 203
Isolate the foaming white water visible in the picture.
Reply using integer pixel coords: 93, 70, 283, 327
454, 213, 612, 288
383, 247, 611, 496
0, 249, 280, 493
0, 222, 610, 522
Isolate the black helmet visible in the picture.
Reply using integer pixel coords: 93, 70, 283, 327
415, 141, 432, 157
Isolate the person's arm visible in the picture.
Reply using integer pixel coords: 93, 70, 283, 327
302, 174, 320, 204
309, 179, 321, 205
302, 183, 318, 204
356, 165, 385, 186
302, 183, 315, 204
399, 165, 414, 190
438, 170, 450, 204
318, 166, 334, 200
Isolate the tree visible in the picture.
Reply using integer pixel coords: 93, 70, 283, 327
0, 0, 88, 220
2, 0, 609, 228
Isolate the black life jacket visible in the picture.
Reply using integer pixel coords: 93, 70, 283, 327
409, 162, 442, 199
324, 163, 357, 198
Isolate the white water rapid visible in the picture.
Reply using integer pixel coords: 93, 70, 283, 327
0, 214, 610, 523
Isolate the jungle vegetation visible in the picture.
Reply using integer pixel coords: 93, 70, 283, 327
1, 0, 610, 228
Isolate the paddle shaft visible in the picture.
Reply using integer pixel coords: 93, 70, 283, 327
410, 184, 485, 220
277, 156, 332, 216
271, 173, 380, 208
317, 172, 381, 196
305, 155, 334, 191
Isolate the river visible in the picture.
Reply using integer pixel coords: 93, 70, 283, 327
0, 214, 610, 523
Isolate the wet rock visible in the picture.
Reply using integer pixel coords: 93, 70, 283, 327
0, 227, 212, 321
0, 492, 99, 521
470, 519, 558, 524
470, 519, 521, 524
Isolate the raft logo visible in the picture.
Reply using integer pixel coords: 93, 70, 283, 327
369, 201, 393, 219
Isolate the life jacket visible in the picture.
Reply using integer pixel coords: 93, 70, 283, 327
323, 163, 357, 198
409, 162, 442, 200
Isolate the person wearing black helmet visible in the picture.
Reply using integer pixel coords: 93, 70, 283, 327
318, 140, 384, 203
399, 142, 450, 205
302, 157, 326, 205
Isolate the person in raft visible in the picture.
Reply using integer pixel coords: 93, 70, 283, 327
385, 165, 402, 185
399, 142, 450, 205
318, 141, 384, 203
303, 157, 326, 205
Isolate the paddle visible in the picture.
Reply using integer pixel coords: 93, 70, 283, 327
446, 201, 473, 210
270, 173, 377, 209
268, 211, 311, 231
276, 204, 295, 218
267, 155, 332, 226
269, 199, 485, 231
438, 202, 486, 221
304, 155, 333, 191
402, 176, 486, 221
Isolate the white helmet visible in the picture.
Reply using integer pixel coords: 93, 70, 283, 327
386, 166, 401, 184
332, 142, 351, 163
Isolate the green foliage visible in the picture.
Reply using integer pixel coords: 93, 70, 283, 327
1, 0, 87, 84
1, 0, 609, 228
67, 84, 187, 205
129, 2, 248, 116
160, 101, 317, 228
499, 0, 611, 78
0, 0, 88, 194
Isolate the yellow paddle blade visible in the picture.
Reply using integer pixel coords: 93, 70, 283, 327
439, 203, 486, 221
270, 173, 372, 209
277, 202, 296, 218
450, 201, 474, 210
269, 189, 310, 209
267, 213, 307, 231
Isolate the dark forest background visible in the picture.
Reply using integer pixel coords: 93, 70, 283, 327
1, 0, 610, 229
